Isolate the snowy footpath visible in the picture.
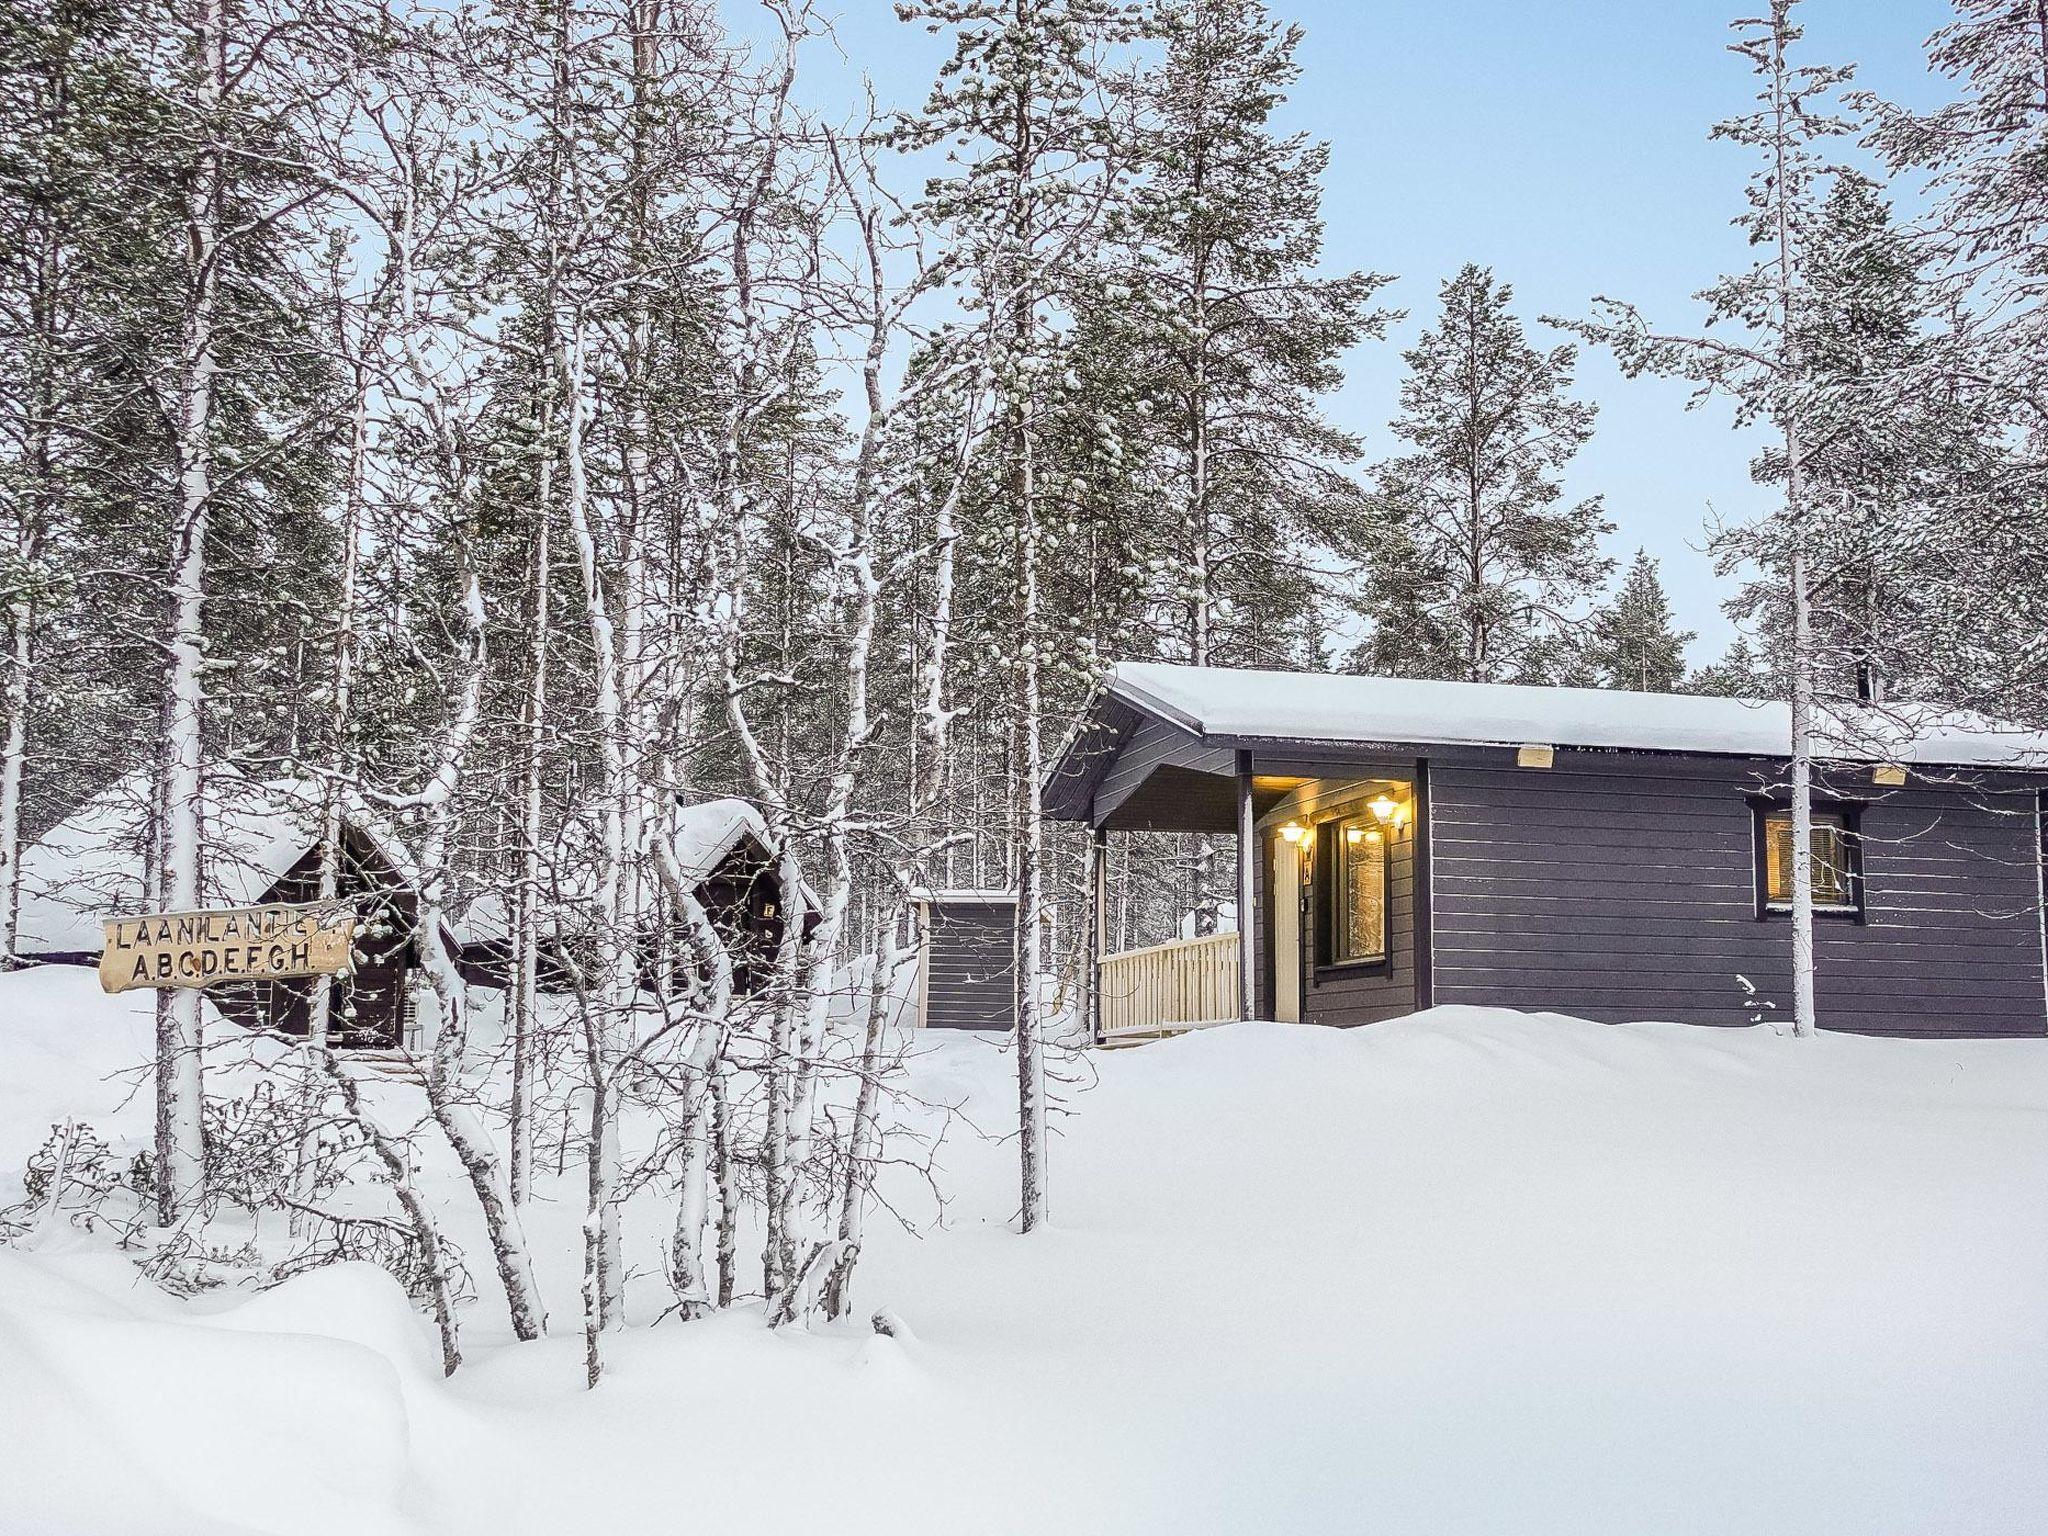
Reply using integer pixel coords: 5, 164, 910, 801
3, 965, 2047, 1535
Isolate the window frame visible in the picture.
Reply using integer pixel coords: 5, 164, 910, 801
1314, 811, 1393, 975
1749, 795, 1868, 923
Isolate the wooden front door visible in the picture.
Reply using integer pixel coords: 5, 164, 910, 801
1271, 836, 1302, 1023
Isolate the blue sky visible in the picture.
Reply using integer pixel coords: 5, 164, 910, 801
814, 0, 1957, 662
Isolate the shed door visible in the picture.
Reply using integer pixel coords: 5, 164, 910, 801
1272, 837, 1302, 1023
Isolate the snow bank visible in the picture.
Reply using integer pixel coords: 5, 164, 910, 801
0, 966, 158, 1195
4, 971, 2047, 1534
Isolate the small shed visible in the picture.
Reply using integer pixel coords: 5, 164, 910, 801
454, 797, 811, 998
915, 890, 1021, 1032
16, 770, 425, 1049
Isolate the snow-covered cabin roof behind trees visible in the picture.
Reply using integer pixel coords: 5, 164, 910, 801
451, 796, 774, 945
1047, 663, 2048, 814
14, 771, 419, 957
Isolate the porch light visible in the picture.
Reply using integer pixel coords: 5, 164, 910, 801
1279, 821, 1305, 843
1368, 793, 1401, 826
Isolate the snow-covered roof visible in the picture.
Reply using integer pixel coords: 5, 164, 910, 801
15, 771, 419, 957
452, 796, 773, 946
1098, 662, 2048, 768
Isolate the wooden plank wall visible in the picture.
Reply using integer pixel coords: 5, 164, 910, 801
920, 898, 1020, 1032
1428, 751, 2048, 1037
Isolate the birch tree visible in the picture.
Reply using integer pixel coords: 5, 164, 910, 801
900, 0, 1143, 1235
1566, 0, 1853, 1037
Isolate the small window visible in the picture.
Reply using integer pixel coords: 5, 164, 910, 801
1759, 807, 1859, 912
1320, 814, 1388, 965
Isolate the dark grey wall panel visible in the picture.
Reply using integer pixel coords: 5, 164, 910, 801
1427, 751, 2048, 1037
921, 898, 1019, 1031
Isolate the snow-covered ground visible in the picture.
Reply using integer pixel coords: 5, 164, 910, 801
4, 966, 2047, 1535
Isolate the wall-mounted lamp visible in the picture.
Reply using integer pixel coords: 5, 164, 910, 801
1368, 793, 1404, 828
1279, 821, 1305, 844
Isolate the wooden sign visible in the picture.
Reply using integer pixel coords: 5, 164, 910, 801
99, 903, 356, 995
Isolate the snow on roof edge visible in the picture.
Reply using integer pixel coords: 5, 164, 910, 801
1098, 662, 2048, 770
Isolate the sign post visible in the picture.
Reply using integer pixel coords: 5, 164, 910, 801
99, 903, 356, 995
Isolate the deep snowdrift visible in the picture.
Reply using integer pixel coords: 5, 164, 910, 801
3, 969, 2046, 1535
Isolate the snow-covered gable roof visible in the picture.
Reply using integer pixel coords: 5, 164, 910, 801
1096, 662, 2048, 768
16, 771, 418, 957
452, 796, 773, 946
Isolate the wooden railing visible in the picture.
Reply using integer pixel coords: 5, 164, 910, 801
1099, 931, 1240, 1042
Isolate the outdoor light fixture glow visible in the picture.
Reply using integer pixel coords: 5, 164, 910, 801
1368, 794, 1401, 825
1279, 822, 1305, 843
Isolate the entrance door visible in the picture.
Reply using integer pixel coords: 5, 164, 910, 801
1271, 836, 1302, 1023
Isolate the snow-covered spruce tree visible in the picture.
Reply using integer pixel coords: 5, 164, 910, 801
0, 1, 172, 957
1586, 549, 1695, 692
1685, 635, 1771, 698
1715, 172, 2008, 712
1349, 264, 1612, 685
1563, 0, 1852, 1038
897, 0, 1146, 1233
1845, 16, 2048, 724
1083, 0, 1390, 932
1860, 2, 2048, 432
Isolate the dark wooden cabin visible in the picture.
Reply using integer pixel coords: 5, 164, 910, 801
1047, 664, 2048, 1042
454, 797, 811, 999
16, 772, 427, 1049
205, 822, 422, 1050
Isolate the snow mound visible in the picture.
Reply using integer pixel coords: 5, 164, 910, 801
3, 969, 2047, 1534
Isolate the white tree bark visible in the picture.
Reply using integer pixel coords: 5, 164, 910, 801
154, 0, 228, 1225
557, 316, 631, 1324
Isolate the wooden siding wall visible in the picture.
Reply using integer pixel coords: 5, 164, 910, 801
920, 898, 1020, 1031
1428, 751, 2048, 1037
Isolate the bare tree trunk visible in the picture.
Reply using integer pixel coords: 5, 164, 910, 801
322, 1051, 461, 1377
1767, 0, 1819, 1038
1015, 443, 1049, 1233
510, 455, 551, 1205
418, 563, 548, 1341
711, 1058, 738, 1307
307, 363, 368, 1057
822, 926, 909, 1318
557, 317, 630, 1323
155, 0, 227, 1225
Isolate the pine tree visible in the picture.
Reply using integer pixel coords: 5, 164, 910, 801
1350, 264, 1613, 683
1586, 549, 1695, 692
1684, 635, 1769, 698
1861, 2, 2048, 436
1105, 0, 1390, 667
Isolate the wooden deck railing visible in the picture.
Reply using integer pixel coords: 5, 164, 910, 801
1099, 931, 1240, 1042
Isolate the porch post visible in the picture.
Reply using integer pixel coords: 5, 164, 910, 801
1235, 750, 1255, 1021
1086, 826, 1107, 1044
